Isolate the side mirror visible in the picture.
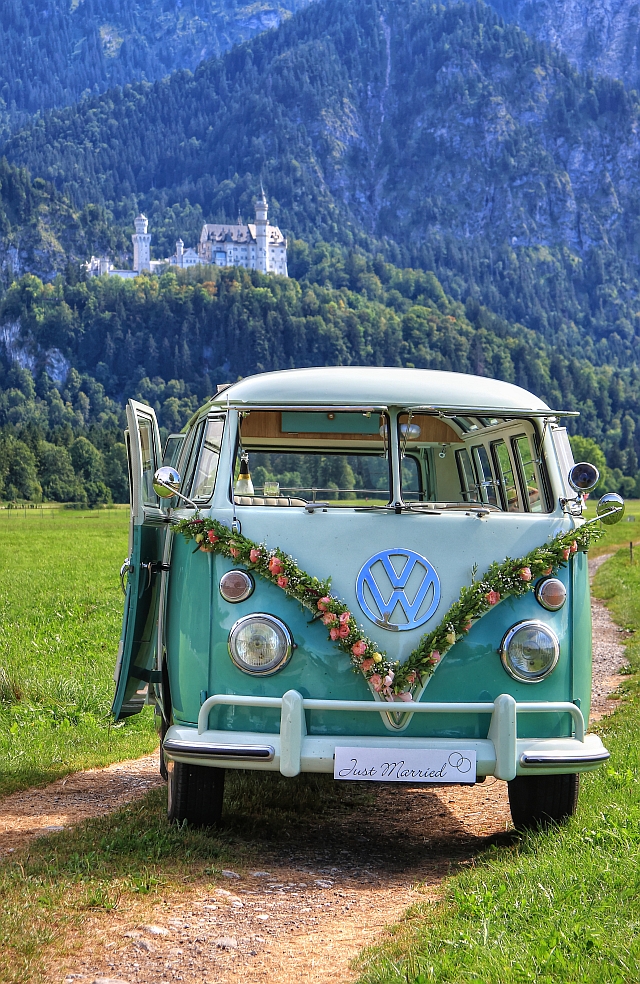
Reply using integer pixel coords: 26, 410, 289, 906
597, 492, 625, 526
568, 461, 600, 494
153, 466, 181, 499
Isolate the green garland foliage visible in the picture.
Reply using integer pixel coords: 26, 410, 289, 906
173, 516, 605, 700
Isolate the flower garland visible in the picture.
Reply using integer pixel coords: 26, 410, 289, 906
172, 515, 605, 701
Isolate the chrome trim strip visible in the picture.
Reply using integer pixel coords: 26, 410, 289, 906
164, 739, 275, 761
520, 751, 610, 766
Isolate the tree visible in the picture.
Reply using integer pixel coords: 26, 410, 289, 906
0, 435, 42, 501
569, 436, 608, 494
37, 441, 79, 502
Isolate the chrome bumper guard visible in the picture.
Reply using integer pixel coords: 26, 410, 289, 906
162, 690, 609, 782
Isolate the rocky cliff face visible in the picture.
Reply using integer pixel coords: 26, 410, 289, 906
491, 0, 640, 88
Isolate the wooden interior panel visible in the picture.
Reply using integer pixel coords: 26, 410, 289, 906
241, 411, 460, 444
398, 414, 460, 443
241, 411, 382, 443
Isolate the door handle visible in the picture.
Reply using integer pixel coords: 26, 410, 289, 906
140, 561, 171, 590
120, 558, 133, 595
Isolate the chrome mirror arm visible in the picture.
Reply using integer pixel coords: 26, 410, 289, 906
155, 478, 199, 510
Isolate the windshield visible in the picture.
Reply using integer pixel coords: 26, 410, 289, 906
226, 409, 550, 513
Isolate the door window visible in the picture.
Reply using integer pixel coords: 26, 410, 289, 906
471, 445, 499, 506
492, 440, 519, 512
190, 417, 225, 501
138, 417, 158, 506
513, 434, 544, 512
456, 448, 479, 502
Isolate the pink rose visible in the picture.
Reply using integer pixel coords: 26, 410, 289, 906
486, 590, 500, 606
406, 671, 417, 684
570, 541, 578, 553
519, 567, 532, 582
322, 613, 337, 626
464, 621, 473, 632
249, 548, 261, 563
339, 611, 350, 624
431, 650, 441, 662
269, 556, 284, 576
229, 546, 241, 559
360, 658, 375, 671
384, 671, 395, 687
369, 674, 382, 691
207, 530, 219, 544
542, 566, 553, 576
562, 548, 571, 561
330, 627, 340, 640
338, 625, 350, 638
277, 575, 288, 588
351, 640, 367, 657
317, 596, 331, 611
395, 692, 413, 702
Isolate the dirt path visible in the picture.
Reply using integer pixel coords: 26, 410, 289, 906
0, 555, 630, 984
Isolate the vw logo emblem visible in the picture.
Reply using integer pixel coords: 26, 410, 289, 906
355, 548, 441, 632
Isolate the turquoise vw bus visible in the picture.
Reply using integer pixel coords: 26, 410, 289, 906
112, 367, 622, 830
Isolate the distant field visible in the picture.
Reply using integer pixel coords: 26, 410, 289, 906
0, 509, 156, 796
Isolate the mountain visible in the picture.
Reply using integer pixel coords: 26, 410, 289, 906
5, 0, 640, 370
0, 0, 313, 140
0, 156, 127, 284
2, 258, 639, 500
490, 0, 640, 92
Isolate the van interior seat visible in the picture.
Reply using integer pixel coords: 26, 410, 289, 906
234, 495, 308, 506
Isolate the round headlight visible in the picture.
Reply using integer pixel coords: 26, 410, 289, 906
535, 577, 567, 611
220, 570, 254, 603
228, 614, 293, 675
500, 620, 560, 683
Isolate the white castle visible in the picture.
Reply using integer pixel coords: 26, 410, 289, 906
87, 193, 288, 279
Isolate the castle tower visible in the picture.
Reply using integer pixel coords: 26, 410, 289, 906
176, 239, 184, 267
132, 214, 151, 273
255, 190, 268, 274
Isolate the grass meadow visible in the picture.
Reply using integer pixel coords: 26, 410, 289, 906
0, 507, 157, 796
0, 502, 639, 982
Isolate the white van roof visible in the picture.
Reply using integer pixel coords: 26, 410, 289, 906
209, 367, 553, 414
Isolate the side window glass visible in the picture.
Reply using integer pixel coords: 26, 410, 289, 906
401, 455, 422, 501
138, 417, 157, 506
514, 435, 544, 513
456, 449, 479, 502
163, 434, 185, 469
472, 445, 499, 507
492, 440, 519, 512
191, 418, 225, 501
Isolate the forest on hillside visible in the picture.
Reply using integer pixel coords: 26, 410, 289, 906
2, 257, 639, 504
0, 0, 311, 139
5, 0, 640, 368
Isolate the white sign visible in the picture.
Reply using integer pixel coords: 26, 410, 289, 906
333, 747, 476, 783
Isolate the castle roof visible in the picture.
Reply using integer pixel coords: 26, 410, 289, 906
200, 222, 286, 246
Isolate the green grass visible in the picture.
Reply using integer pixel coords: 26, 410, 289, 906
0, 508, 157, 795
350, 542, 640, 984
584, 496, 640, 556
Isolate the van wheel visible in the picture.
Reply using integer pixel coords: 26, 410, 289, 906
167, 760, 225, 827
508, 773, 579, 831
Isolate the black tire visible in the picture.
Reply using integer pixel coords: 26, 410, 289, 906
508, 773, 579, 831
167, 760, 225, 827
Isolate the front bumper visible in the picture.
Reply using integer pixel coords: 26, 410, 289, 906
163, 690, 609, 782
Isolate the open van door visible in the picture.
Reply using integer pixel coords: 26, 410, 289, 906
112, 401, 168, 720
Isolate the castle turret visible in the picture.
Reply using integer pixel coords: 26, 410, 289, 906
132, 214, 151, 273
255, 190, 268, 274
176, 239, 184, 267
